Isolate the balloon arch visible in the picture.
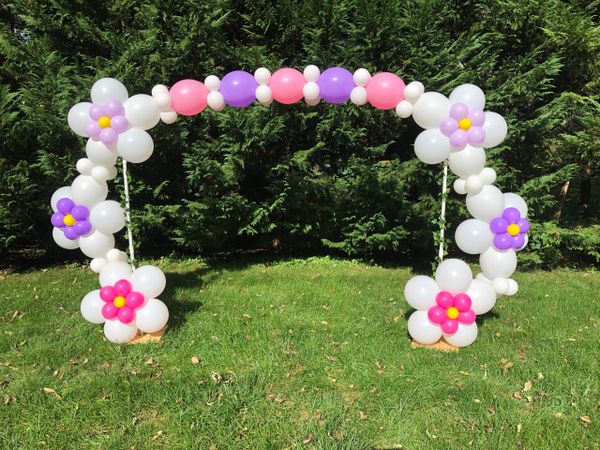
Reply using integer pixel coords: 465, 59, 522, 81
56, 66, 528, 346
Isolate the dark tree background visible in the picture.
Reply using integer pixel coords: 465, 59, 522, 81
1, 0, 599, 268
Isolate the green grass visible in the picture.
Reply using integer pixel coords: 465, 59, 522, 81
0, 256, 598, 449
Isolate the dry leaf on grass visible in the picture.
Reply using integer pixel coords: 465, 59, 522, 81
580, 415, 591, 426
42, 387, 61, 399
359, 411, 368, 420
191, 356, 200, 365
145, 358, 154, 365
302, 434, 314, 444
499, 358, 513, 374
523, 380, 533, 391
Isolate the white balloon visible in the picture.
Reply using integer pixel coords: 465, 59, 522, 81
404, 275, 438, 310
466, 185, 505, 222
91, 78, 128, 104
448, 145, 486, 178
449, 84, 486, 110
466, 175, 483, 194
455, 219, 493, 254
254, 67, 271, 85
67, 102, 92, 137
89, 200, 125, 234
480, 247, 517, 279
154, 92, 172, 111
160, 111, 177, 124
414, 129, 451, 164
106, 248, 127, 262
466, 279, 497, 315
353, 68, 371, 87
503, 193, 528, 217
303, 82, 320, 100
99, 261, 133, 286
204, 75, 220, 91
407, 310, 442, 345
79, 231, 115, 258
395, 100, 413, 118
80, 290, 106, 324
492, 277, 509, 295
207, 91, 225, 111
255, 85, 272, 103
506, 279, 519, 296
435, 258, 472, 295
116, 128, 154, 163
412, 92, 451, 129
303, 65, 320, 82
350, 86, 368, 105
444, 322, 478, 347
136, 298, 169, 333
103, 319, 138, 344
454, 179, 467, 195
404, 81, 424, 104
305, 96, 321, 106
86, 139, 117, 166
482, 112, 507, 148
479, 167, 497, 185
50, 186, 72, 211
91, 165, 113, 182
130, 265, 166, 299
151, 84, 169, 97
71, 175, 108, 208
52, 227, 79, 250
124, 94, 160, 130
90, 257, 108, 273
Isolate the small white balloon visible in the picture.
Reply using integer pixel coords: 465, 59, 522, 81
435, 258, 473, 295
479, 167, 497, 185
254, 67, 271, 85
412, 92, 451, 129
305, 96, 321, 106
255, 85, 272, 103
104, 319, 138, 344
353, 68, 371, 87
160, 111, 177, 124
449, 84, 486, 110
395, 100, 413, 118
444, 322, 478, 347
404, 81, 425, 104
136, 298, 169, 333
151, 84, 169, 97
448, 145, 486, 178
99, 261, 133, 287
106, 248, 127, 262
466, 174, 483, 194
130, 265, 166, 299
124, 94, 160, 130
506, 279, 519, 296
71, 175, 108, 208
455, 219, 493, 254
90, 257, 108, 273
51, 186, 72, 211
492, 277, 509, 295
117, 128, 154, 163
350, 86, 368, 105
407, 310, 442, 345
414, 129, 451, 164
79, 231, 115, 258
404, 275, 439, 310
480, 247, 518, 279
454, 179, 467, 195
91, 166, 111, 182
207, 91, 225, 111
482, 112, 507, 148
466, 185, 505, 222
154, 92, 172, 111
67, 102, 92, 137
303, 81, 320, 101
204, 75, 220, 91
466, 279, 497, 315
89, 200, 125, 234
80, 290, 106, 324
91, 78, 129, 104
303, 65, 320, 82
86, 139, 117, 166
52, 227, 79, 250
503, 193, 528, 217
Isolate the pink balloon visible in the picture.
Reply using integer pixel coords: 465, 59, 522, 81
269, 68, 304, 104
170, 79, 209, 116
366, 72, 405, 110
428, 306, 446, 324
99, 286, 116, 302
458, 310, 476, 324
102, 303, 118, 320
441, 319, 458, 334
436, 291, 454, 308
125, 291, 144, 309
118, 306, 135, 323
114, 279, 132, 296
453, 293, 472, 312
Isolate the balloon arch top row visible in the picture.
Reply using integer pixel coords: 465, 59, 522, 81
60, 66, 528, 347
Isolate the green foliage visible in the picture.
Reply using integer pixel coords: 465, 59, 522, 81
1, 0, 599, 267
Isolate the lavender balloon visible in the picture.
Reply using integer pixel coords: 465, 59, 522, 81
317, 67, 355, 104
220, 70, 258, 108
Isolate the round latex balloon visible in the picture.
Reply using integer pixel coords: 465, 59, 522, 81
104, 319, 138, 344
414, 129, 451, 164
68, 102, 93, 137
449, 84, 486, 110
479, 247, 518, 279
435, 259, 472, 295
404, 275, 439, 310
466, 185, 505, 222
482, 112, 507, 148
443, 322, 478, 347
366, 72, 405, 110
71, 175, 108, 208
91, 78, 129, 104
455, 219, 493, 254
465, 279, 497, 315
79, 231, 115, 259
412, 92, 451, 129
170, 79, 209, 115
270, 68, 305, 104
136, 298, 169, 333
99, 261, 133, 287
80, 290, 106, 324
116, 128, 154, 163
89, 200, 125, 234
408, 310, 443, 345
124, 94, 160, 129
317, 67, 355, 104
130, 265, 167, 299
220, 70, 258, 108
448, 145, 486, 178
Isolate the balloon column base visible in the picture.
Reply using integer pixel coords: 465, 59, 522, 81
128, 326, 166, 345
411, 338, 458, 352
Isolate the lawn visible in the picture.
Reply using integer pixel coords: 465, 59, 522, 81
0, 256, 598, 449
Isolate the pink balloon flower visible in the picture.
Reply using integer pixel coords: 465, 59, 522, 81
427, 290, 476, 334
99, 279, 145, 324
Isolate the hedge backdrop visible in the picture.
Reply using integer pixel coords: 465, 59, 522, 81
1, 0, 599, 268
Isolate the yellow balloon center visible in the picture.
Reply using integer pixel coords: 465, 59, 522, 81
113, 296, 126, 308
458, 118, 472, 131
63, 214, 76, 227
447, 307, 459, 319
98, 116, 111, 129
507, 224, 520, 236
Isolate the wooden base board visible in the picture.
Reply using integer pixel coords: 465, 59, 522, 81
411, 338, 459, 352
128, 327, 166, 344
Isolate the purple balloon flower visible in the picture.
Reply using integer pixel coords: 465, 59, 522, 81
86, 99, 129, 146
50, 197, 92, 240
489, 207, 530, 251
440, 102, 486, 150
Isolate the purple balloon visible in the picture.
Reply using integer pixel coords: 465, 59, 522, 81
490, 217, 508, 233
450, 129, 468, 148
74, 220, 92, 236
111, 115, 129, 133
512, 233, 526, 250
56, 198, 74, 215
450, 103, 468, 120
51, 212, 65, 228
220, 70, 257, 108
493, 233, 512, 250
85, 121, 101, 139
502, 207, 521, 224
71, 205, 89, 220
104, 100, 124, 117
468, 127, 485, 144
89, 105, 105, 120
517, 218, 530, 233
440, 118, 457, 137
63, 227, 78, 240
100, 128, 118, 145
469, 109, 485, 126
317, 67, 355, 104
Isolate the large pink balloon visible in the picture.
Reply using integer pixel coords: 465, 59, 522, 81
269, 68, 304, 104
366, 72, 405, 110
169, 79, 209, 116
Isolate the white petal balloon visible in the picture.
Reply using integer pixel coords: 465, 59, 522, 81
449, 84, 486, 110
79, 231, 115, 258
455, 219, 493, 254
80, 290, 106, 324
103, 319, 138, 344
503, 192, 528, 217
124, 94, 161, 130
52, 227, 80, 250
86, 139, 117, 166
466, 279, 497, 315
90, 257, 108, 273
116, 128, 154, 163
50, 186, 72, 211
443, 322, 478, 347
412, 92, 451, 129
407, 310, 442, 345
448, 145, 486, 178
466, 185, 505, 222
71, 175, 108, 208
480, 247, 518, 279
99, 261, 133, 286
481, 112, 507, 148
404, 275, 439, 310
506, 279, 519, 296
91, 78, 129, 104
67, 102, 92, 137
89, 200, 125, 234
136, 298, 169, 333
414, 129, 450, 164
130, 265, 166, 299
434, 258, 472, 295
